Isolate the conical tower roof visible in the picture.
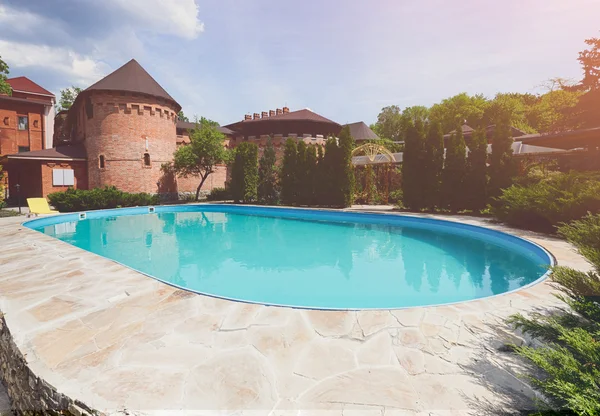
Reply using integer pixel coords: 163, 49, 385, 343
85, 59, 180, 110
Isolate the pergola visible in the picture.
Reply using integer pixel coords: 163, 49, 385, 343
351, 143, 396, 204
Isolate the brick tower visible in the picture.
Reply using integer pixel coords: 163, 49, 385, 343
70, 59, 180, 194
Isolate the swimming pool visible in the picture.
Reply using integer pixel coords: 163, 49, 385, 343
25, 205, 553, 310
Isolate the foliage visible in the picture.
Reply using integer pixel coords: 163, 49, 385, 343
177, 110, 189, 122
295, 141, 309, 204
576, 37, 600, 90
170, 117, 230, 201
338, 126, 355, 207
441, 125, 467, 210
402, 119, 426, 209
488, 119, 515, 197
206, 187, 231, 201
321, 137, 340, 206
569, 37, 600, 128
58, 86, 82, 111
508, 214, 600, 415
47, 187, 159, 212
422, 120, 444, 209
373, 105, 403, 141
464, 126, 488, 210
0, 209, 19, 217
492, 171, 600, 232
280, 138, 298, 205
258, 139, 279, 205
230, 142, 258, 203
389, 189, 403, 204
528, 89, 583, 132
0, 55, 11, 96
429, 93, 488, 133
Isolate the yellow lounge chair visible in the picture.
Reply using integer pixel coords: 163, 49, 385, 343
27, 198, 58, 217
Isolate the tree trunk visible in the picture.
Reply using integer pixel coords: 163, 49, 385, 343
195, 174, 208, 201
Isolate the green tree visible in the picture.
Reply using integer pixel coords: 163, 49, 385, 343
280, 138, 298, 205
484, 93, 536, 133
58, 86, 82, 111
170, 117, 230, 200
258, 138, 279, 205
422, 120, 444, 209
0, 56, 11, 96
429, 93, 488, 133
441, 124, 467, 211
177, 111, 189, 122
338, 125, 355, 207
488, 119, 514, 197
465, 126, 488, 211
316, 144, 325, 204
569, 37, 600, 128
295, 141, 308, 205
322, 137, 340, 206
401, 106, 429, 128
402, 119, 426, 209
528, 89, 583, 132
230, 142, 258, 203
373, 105, 403, 141
305, 145, 318, 205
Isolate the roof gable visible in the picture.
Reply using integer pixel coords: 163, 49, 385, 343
225, 108, 340, 128
344, 121, 378, 141
6, 76, 54, 97
85, 59, 179, 109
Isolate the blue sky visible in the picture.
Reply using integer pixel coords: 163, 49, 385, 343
1, 0, 599, 126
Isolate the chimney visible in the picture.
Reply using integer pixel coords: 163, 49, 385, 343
269, 110, 275, 117
244, 114, 252, 121
276, 108, 283, 116
253, 113, 260, 120
261, 111, 268, 118
283, 106, 290, 114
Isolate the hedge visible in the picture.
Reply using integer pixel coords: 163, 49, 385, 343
47, 186, 159, 212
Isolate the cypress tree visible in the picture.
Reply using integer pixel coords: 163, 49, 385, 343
489, 119, 514, 197
230, 142, 258, 203
338, 126, 355, 207
422, 120, 444, 209
296, 140, 308, 205
441, 125, 467, 211
280, 138, 298, 205
322, 137, 339, 206
305, 145, 318, 205
402, 119, 426, 209
258, 138, 279, 205
465, 126, 488, 211
316, 145, 325, 205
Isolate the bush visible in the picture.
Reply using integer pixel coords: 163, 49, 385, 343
389, 189, 403, 204
206, 187, 231, 201
508, 214, 600, 415
492, 171, 600, 232
48, 187, 159, 212
230, 142, 258, 203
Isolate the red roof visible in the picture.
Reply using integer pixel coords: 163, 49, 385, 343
6, 76, 54, 97
226, 109, 339, 127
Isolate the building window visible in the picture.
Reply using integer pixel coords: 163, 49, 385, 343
18, 146, 30, 153
52, 169, 75, 186
143, 153, 151, 166
17, 116, 28, 130
99, 155, 106, 169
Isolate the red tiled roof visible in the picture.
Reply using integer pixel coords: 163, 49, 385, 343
225, 109, 340, 128
84, 59, 180, 110
6, 76, 54, 97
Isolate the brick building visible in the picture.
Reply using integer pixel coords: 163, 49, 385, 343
1, 59, 376, 201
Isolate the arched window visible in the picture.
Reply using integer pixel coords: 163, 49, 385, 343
99, 155, 105, 169
143, 153, 151, 166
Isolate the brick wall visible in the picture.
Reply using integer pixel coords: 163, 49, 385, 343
176, 165, 228, 194
40, 161, 88, 197
0, 101, 46, 155
81, 92, 178, 194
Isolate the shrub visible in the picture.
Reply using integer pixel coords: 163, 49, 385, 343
508, 214, 600, 415
492, 171, 600, 232
389, 189, 403, 204
207, 187, 231, 201
48, 186, 159, 212
258, 139, 279, 205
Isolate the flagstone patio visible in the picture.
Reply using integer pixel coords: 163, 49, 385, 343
0, 211, 591, 415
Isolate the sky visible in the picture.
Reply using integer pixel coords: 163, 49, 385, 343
1, 0, 599, 126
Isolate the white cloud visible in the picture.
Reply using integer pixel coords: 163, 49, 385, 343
0, 40, 108, 86
108, 0, 204, 39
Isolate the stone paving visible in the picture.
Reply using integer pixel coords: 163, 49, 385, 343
0, 210, 591, 415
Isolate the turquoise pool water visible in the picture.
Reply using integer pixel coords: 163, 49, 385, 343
26, 205, 552, 309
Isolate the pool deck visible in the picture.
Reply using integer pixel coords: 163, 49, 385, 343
0, 208, 591, 415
